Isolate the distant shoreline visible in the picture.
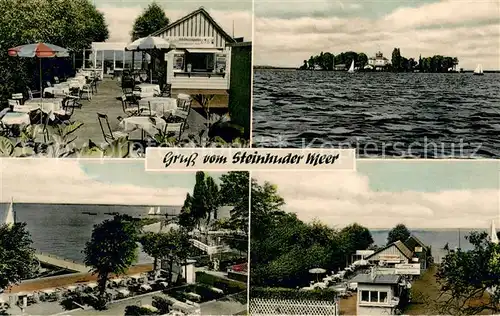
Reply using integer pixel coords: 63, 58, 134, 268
254, 66, 500, 73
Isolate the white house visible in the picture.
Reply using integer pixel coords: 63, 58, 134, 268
352, 272, 403, 315
368, 51, 390, 70
151, 7, 237, 95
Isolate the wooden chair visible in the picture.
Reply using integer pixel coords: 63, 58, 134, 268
80, 84, 92, 100
11, 93, 24, 104
32, 110, 51, 143
175, 98, 192, 130
161, 83, 172, 97
97, 113, 128, 144
121, 95, 139, 117
55, 98, 77, 125
138, 101, 156, 117
8, 99, 19, 110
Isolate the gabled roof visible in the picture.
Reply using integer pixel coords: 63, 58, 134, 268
366, 240, 414, 261
404, 235, 428, 252
151, 7, 236, 43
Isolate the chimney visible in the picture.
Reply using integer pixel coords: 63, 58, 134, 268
370, 266, 375, 280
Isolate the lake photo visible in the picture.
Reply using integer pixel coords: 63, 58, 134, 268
252, 0, 500, 158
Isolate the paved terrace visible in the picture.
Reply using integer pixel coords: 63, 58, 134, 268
51, 78, 217, 147
36, 252, 87, 273
5, 263, 153, 294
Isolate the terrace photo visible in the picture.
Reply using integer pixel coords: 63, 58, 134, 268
252, 0, 500, 158
0, 0, 252, 158
0, 159, 249, 315
249, 160, 500, 315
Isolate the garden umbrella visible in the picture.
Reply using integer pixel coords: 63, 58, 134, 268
8, 42, 69, 99
126, 36, 170, 84
309, 267, 326, 282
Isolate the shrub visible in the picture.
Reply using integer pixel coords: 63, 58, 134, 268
195, 272, 246, 294
152, 295, 173, 314
250, 287, 338, 301
124, 305, 155, 316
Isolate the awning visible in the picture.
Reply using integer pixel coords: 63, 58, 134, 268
186, 48, 222, 54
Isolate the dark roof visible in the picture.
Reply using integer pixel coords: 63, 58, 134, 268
404, 235, 428, 251
151, 7, 236, 43
351, 274, 401, 285
365, 240, 414, 261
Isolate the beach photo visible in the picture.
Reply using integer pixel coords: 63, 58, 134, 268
0, 159, 249, 315
249, 160, 500, 315
0, 0, 252, 159
252, 0, 500, 158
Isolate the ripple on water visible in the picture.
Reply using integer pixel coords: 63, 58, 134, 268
253, 70, 500, 158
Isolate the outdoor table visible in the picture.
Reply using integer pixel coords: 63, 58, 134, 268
133, 83, 160, 98
119, 116, 166, 138
24, 98, 64, 119
1, 112, 30, 126
44, 84, 70, 96
139, 97, 177, 116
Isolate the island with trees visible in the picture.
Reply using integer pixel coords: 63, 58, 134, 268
298, 48, 461, 73
249, 177, 500, 315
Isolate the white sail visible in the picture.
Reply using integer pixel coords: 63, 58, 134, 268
491, 220, 499, 244
155, 207, 161, 215
4, 198, 15, 228
474, 64, 483, 74
348, 60, 355, 73
147, 207, 155, 215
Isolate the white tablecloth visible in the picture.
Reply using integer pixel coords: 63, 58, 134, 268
24, 98, 65, 119
44, 84, 70, 96
139, 97, 177, 116
133, 84, 160, 98
119, 116, 183, 137
1, 112, 30, 126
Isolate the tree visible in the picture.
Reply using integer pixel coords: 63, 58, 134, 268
387, 224, 411, 245
391, 48, 402, 71
340, 223, 374, 253
0, 0, 109, 100
0, 223, 37, 290
205, 176, 220, 224
140, 232, 172, 273
83, 215, 139, 300
178, 193, 196, 230
191, 171, 210, 229
131, 2, 169, 41
435, 231, 500, 315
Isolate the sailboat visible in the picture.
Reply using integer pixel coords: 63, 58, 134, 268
347, 60, 355, 73
473, 64, 484, 76
147, 207, 155, 216
490, 219, 499, 244
155, 207, 161, 215
4, 198, 15, 228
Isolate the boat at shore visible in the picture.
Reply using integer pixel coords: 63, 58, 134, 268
473, 64, 484, 76
81, 212, 97, 216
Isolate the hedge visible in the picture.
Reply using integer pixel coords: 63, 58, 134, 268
195, 271, 246, 294
250, 287, 338, 301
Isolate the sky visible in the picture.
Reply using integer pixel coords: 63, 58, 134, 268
95, 0, 252, 43
0, 159, 225, 205
253, 160, 500, 229
254, 0, 500, 70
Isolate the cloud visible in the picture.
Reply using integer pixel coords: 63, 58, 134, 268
252, 171, 500, 229
98, 6, 252, 43
254, 0, 500, 70
0, 159, 190, 205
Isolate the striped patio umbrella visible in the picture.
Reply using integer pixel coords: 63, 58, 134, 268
8, 42, 69, 99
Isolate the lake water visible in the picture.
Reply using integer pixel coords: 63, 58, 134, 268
253, 70, 500, 158
0, 203, 181, 264
371, 229, 486, 263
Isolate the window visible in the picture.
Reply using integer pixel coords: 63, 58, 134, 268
361, 291, 369, 302
379, 292, 388, 303
370, 291, 378, 302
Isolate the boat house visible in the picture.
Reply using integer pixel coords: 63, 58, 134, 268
365, 241, 414, 267
151, 7, 237, 101
368, 51, 390, 70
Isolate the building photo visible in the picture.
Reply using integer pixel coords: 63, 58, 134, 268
0, 0, 252, 159
0, 159, 249, 315
249, 160, 500, 315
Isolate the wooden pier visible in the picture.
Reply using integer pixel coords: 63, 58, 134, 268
35, 252, 88, 273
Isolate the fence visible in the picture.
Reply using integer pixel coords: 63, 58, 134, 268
249, 298, 338, 315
